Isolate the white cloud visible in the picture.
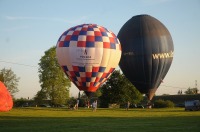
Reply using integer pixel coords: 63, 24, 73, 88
5, 15, 88, 24
4, 25, 29, 32
141, 0, 172, 5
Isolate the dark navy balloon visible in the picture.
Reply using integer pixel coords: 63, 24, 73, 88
118, 15, 174, 100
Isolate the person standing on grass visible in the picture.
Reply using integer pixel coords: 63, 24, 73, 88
76, 99, 79, 110
87, 100, 90, 108
126, 101, 130, 111
92, 100, 97, 112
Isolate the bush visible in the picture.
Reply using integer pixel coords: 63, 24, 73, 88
154, 99, 174, 108
165, 100, 175, 108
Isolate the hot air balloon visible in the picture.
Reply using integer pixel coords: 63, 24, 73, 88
56, 24, 121, 97
0, 81, 13, 112
118, 15, 174, 101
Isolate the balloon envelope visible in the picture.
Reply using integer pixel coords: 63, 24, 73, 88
0, 81, 13, 112
118, 15, 174, 100
56, 24, 121, 96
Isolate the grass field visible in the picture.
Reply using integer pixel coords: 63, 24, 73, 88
0, 107, 200, 132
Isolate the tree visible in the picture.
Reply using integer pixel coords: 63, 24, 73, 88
177, 90, 183, 95
99, 70, 143, 107
94, 89, 102, 97
0, 68, 20, 96
184, 87, 198, 94
38, 46, 71, 105
154, 99, 174, 108
34, 90, 47, 104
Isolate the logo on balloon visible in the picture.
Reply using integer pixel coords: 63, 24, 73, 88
77, 49, 93, 60
123, 52, 134, 56
84, 49, 87, 55
71, 48, 102, 66
152, 51, 174, 59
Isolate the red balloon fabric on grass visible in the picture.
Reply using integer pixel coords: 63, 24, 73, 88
0, 81, 13, 112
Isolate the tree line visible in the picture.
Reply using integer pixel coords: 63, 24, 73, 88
1, 46, 199, 108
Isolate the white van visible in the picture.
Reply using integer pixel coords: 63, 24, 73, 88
185, 100, 200, 111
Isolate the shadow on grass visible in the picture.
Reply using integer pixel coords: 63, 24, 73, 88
0, 116, 200, 132
14, 107, 69, 111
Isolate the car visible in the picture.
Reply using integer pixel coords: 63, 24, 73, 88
39, 104, 51, 107
22, 103, 29, 107
137, 105, 144, 109
175, 103, 185, 108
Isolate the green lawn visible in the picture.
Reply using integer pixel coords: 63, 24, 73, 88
0, 107, 200, 132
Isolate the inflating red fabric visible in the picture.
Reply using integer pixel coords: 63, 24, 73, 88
0, 81, 13, 112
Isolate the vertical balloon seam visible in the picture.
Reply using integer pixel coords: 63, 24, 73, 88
147, 20, 156, 86
103, 41, 111, 86
155, 22, 170, 90
158, 24, 168, 87
145, 18, 153, 88
146, 16, 155, 94
155, 23, 162, 90
148, 18, 157, 89
140, 16, 147, 86
157, 34, 167, 89
149, 18, 157, 90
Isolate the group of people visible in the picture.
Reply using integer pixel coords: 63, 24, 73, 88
84, 100, 97, 111
70, 99, 97, 111
73, 99, 132, 111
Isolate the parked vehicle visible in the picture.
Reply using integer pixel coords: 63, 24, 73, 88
39, 104, 51, 107
185, 100, 200, 111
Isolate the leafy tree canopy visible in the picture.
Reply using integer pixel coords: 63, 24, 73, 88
37, 46, 71, 105
184, 87, 198, 94
0, 68, 20, 96
99, 70, 143, 107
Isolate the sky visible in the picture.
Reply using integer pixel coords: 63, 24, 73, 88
0, 0, 200, 99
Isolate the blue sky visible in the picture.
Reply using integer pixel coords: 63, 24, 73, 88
0, 0, 200, 99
